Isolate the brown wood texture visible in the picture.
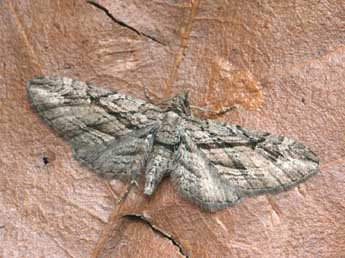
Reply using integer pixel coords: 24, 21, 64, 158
1, 1, 345, 257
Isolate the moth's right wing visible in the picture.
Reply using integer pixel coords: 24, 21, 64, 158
171, 132, 242, 211
171, 117, 319, 211
28, 76, 162, 180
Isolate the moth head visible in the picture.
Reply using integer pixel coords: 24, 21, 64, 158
167, 91, 191, 116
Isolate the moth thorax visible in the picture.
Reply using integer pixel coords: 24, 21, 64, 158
154, 112, 181, 145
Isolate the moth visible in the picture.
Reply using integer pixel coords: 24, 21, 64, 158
28, 76, 319, 211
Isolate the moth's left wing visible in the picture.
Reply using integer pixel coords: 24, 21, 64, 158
172, 117, 319, 211
28, 76, 162, 181
28, 76, 163, 148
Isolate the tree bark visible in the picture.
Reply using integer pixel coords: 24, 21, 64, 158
1, 0, 345, 257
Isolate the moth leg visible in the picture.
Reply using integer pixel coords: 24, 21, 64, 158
143, 87, 182, 108
156, 91, 190, 106
190, 105, 237, 115
143, 86, 161, 105
143, 85, 179, 106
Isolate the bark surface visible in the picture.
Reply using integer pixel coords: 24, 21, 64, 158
1, 1, 344, 257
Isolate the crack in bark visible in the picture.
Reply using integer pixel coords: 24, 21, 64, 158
125, 214, 189, 258
87, 1, 166, 46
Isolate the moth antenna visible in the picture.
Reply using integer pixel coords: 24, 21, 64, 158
190, 104, 238, 115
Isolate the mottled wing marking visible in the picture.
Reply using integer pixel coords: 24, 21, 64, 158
172, 132, 241, 211
185, 118, 319, 198
74, 128, 156, 180
28, 76, 162, 181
